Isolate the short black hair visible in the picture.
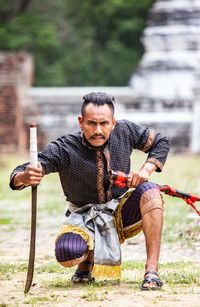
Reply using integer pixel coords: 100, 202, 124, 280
81, 92, 115, 117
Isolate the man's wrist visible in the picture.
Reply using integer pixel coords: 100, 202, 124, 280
146, 158, 163, 172
13, 172, 25, 187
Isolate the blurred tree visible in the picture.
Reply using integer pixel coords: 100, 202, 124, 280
0, 0, 154, 86
0, 0, 32, 22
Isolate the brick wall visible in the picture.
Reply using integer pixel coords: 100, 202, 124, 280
0, 52, 33, 152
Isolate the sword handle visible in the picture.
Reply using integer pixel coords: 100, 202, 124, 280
30, 123, 38, 167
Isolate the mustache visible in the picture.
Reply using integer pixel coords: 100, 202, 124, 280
89, 134, 106, 139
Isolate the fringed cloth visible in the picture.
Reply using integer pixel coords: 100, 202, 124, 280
56, 188, 164, 279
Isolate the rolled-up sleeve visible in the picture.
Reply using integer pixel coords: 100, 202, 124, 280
144, 131, 170, 172
124, 120, 170, 172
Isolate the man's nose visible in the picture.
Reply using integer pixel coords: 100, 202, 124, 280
95, 124, 102, 134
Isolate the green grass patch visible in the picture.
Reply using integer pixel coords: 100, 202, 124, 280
45, 277, 73, 289
37, 261, 69, 274
23, 296, 50, 304
120, 260, 200, 287
0, 262, 27, 280
88, 279, 121, 288
81, 290, 108, 301
0, 218, 12, 225
160, 262, 199, 270
0, 273, 13, 281
0, 263, 17, 273
0, 263, 27, 274
162, 271, 198, 285
121, 260, 144, 270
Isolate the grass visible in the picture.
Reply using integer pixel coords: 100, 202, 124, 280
23, 296, 51, 304
0, 218, 12, 225
0, 261, 200, 304
36, 262, 75, 275
45, 277, 73, 289
81, 290, 108, 301
35, 261, 200, 287
0, 263, 28, 274
121, 260, 144, 272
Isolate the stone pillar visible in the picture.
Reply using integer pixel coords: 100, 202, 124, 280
191, 70, 200, 154
0, 52, 33, 152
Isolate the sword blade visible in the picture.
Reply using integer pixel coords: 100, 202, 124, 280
24, 123, 38, 293
24, 186, 37, 293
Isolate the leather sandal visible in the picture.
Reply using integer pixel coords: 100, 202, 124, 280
141, 270, 163, 290
71, 269, 95, 283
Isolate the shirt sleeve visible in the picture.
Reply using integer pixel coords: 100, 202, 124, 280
9, 162, 29, 190
124, 120, 170, 172
38, 139, 65, 174
9, 137, 69, 190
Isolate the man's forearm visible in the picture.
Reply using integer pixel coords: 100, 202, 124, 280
140, 162, 157, 176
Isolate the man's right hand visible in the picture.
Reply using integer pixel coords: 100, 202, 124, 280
13, 162, 44, 187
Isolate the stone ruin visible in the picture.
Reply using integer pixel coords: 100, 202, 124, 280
0, 52, 33, 153
0, 52, 46, 153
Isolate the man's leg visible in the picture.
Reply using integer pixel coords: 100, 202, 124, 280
121, 182, 164, 289
55, 232, 94, 282
141, 208, 163, 288
71, 250, 94, 283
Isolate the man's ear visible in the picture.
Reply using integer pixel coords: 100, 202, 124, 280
111, 117, 116, 130
78, 116, 83, 129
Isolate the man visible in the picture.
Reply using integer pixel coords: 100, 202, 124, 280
10, 92, 170, 290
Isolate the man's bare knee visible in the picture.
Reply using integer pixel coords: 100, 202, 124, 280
58, 252, 88, 268
140, 188, 164, 218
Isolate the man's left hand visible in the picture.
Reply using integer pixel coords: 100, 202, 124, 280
127, 162, 157, 188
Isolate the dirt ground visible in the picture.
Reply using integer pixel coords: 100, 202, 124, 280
0, 218, 200, 307
1, 277, 200, 307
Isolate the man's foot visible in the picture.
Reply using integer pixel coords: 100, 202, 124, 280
71, 268, 95, 283
71, 251, 94, 283
141, 270, 163, 290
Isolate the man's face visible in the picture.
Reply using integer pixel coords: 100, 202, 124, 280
78, 103, 116, 147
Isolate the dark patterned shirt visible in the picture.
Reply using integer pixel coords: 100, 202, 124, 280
10, 120, 170, 207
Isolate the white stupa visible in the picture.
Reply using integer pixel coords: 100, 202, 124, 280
129, 0, 200, 111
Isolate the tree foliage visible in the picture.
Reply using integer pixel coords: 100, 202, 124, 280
0, 0, 154, 86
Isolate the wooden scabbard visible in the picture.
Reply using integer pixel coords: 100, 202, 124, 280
24, 186, 37, 293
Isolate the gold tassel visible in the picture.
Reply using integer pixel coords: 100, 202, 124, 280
92, 264, 121, 279
55, 224, 94, 250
